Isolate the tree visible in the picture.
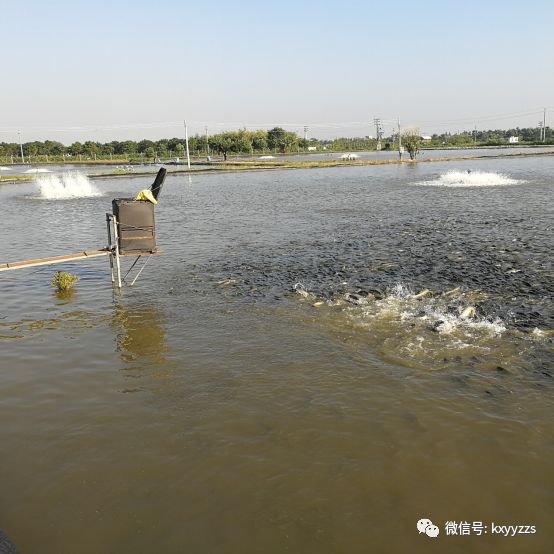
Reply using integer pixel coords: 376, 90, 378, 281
110, 141, 123, 155
209, 134, 234, 161
267, 127, 299, 153
401, 127, 421, 160
267, 127, 286, 151
283, 131, 298, 152
25, 142, 40, 157
188, 135, 203, 154
120, 140, 137, 155
101, 144, 114, 157
137, 139, 155, 153
43, 140, 65, 155
250, 130, 268, 151
69, 142, 83, 156
208, 131, 251, 160
167, 137, 182, 151
83, 141, 99, 158
155, 139, 169, 157
144, 146, 156, 161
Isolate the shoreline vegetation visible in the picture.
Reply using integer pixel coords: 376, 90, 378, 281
1, 125, 552, 166
1, 148, 554, 183
1, 142, 554, 164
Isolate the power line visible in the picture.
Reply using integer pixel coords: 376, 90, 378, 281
0, 107, 551, 139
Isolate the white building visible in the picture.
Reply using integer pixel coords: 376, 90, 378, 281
508, 136, 519, 143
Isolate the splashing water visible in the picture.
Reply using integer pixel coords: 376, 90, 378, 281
297, 282, 506, 337
294, 283, 522, 370
36, 172, 101, 199
417, 170, 522, 187
25, 168, 52, 174
343, 284, 505, 338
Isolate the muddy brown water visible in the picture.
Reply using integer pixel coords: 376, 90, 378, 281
0, 156, 553, 553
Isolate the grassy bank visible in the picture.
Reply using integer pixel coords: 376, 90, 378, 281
2, 150, 554, 184
0, 175, 32, 183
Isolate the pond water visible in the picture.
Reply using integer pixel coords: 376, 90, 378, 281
242, 145, 554, 162
0, 163, 161, 176
0, 154, 553, 553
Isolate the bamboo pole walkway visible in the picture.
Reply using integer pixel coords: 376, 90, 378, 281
0, 249, 110, 272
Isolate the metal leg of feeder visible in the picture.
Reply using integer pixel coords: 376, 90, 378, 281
106, 213, 115, 284
130, 254, 152, 286
122, 255, 142, 284
112, 215, 122, 289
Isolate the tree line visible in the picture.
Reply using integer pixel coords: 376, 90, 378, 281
0, 127, 309, 162
0, 126, 551, 162
428, 126, 553, 146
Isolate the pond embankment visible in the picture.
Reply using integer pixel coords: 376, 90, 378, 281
2, 149, 554, 183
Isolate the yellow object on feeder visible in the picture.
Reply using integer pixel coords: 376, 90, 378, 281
134, 189, 157, 204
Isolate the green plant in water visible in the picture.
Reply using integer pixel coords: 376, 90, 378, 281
51, 271, 79, 292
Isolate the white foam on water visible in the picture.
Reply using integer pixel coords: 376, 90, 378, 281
353, 284, 506, 337
531, 327, 554, 340
24, 168, 52, 174
294, 282, 316, 300
36, 172, 101, 199
296, 283, 546, 370
417, 170, 523, 187
416, 307, 506, 336
305, 282, 506, 346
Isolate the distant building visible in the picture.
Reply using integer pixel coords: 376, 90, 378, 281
307, 146, 317, 151
421, 135, 432, 142
508, 136, 519, 143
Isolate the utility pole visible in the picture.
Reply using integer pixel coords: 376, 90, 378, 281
205, 126, 210, 155
184, 120, 191, 169
538, 121, 544, 142
543, 108, 547, 143
18, 131, 25, 164
373, 118, 383, 151
397, 118, 402, 160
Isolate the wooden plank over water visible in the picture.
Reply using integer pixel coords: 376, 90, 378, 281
0, 249, 110, 272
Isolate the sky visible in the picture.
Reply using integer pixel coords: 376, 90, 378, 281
1, 0, 553, 143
